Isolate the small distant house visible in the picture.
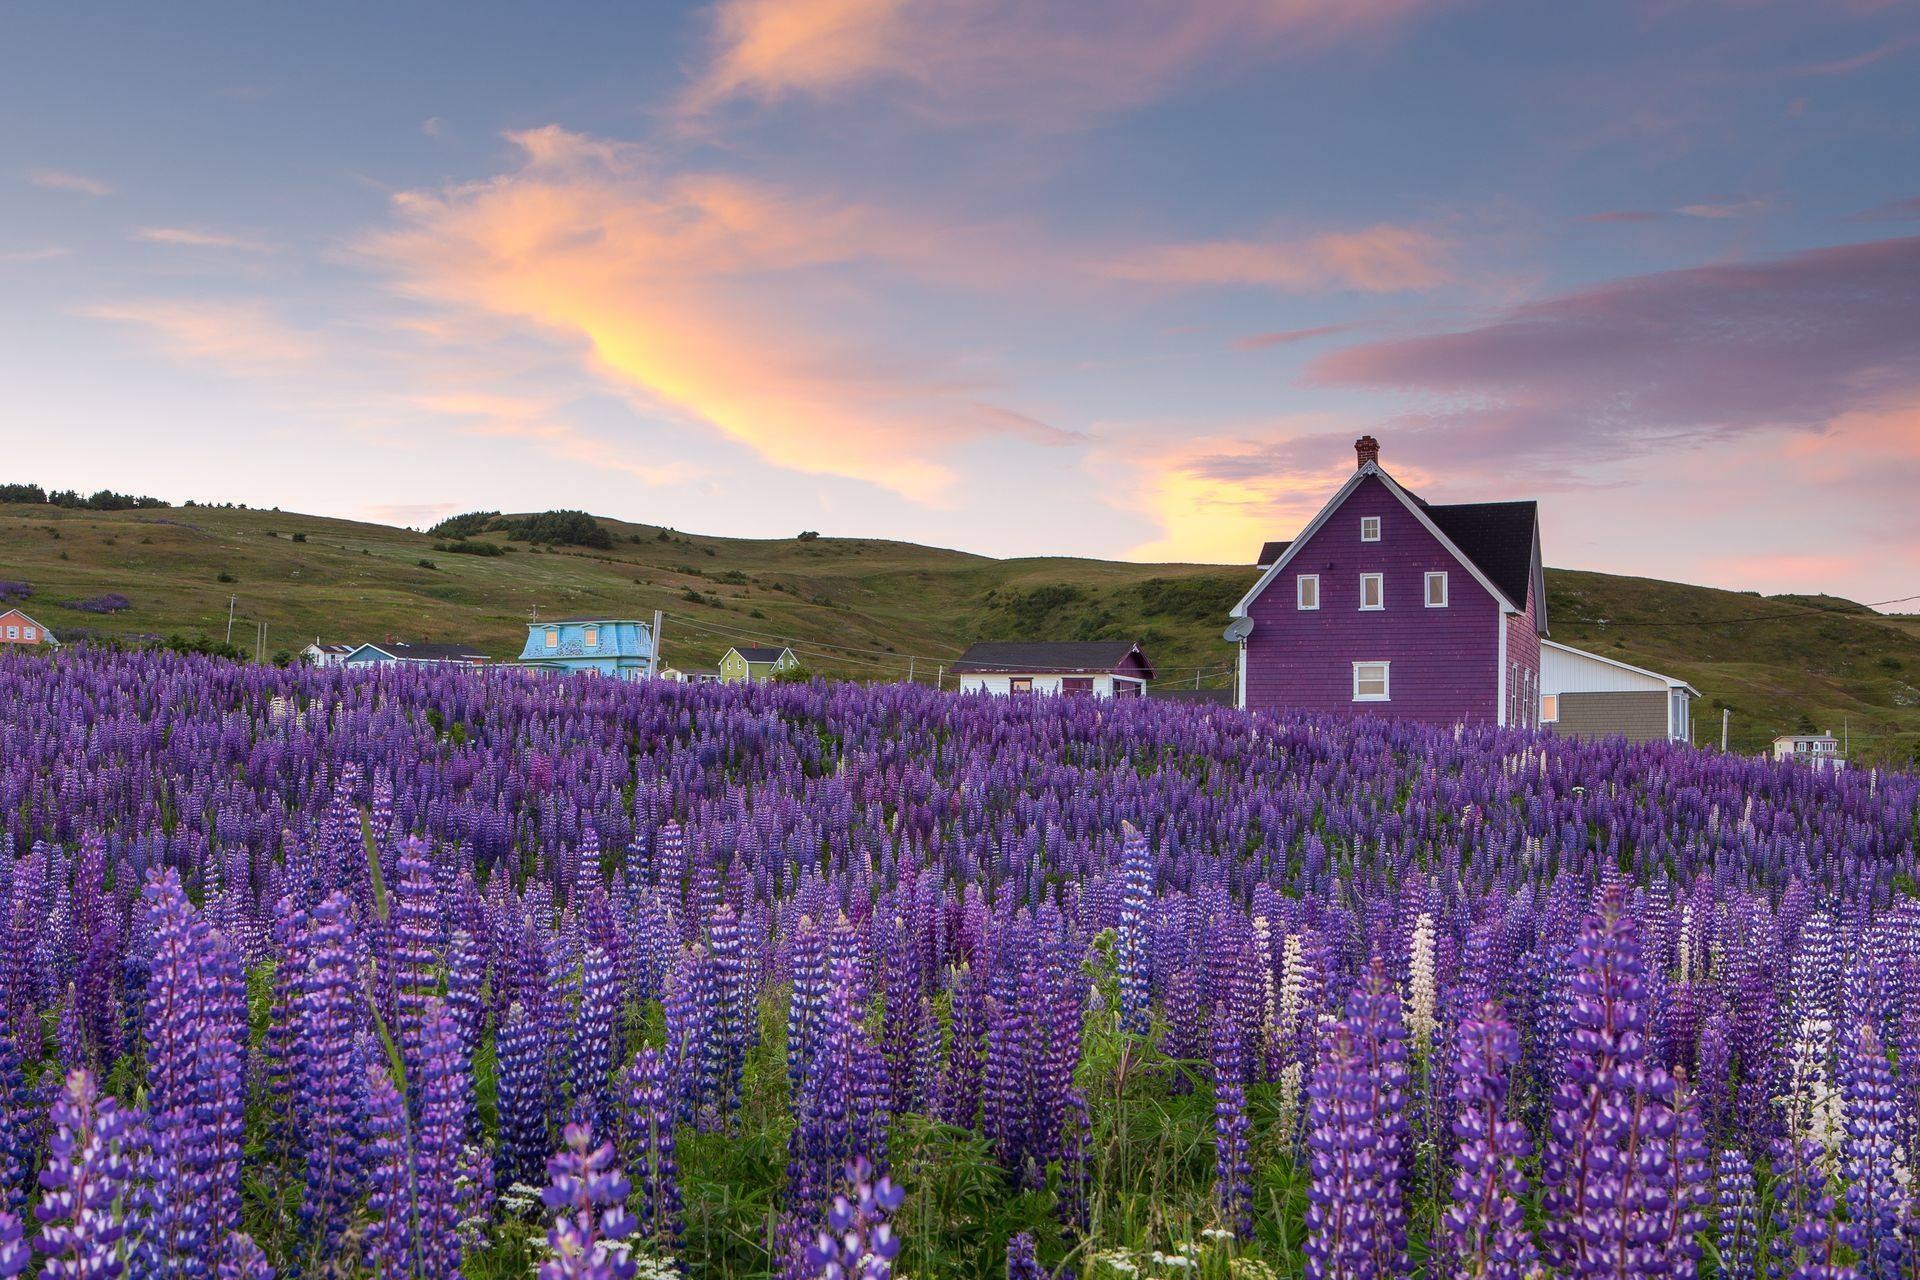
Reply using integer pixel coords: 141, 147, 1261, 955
515, 618, 656, 680
0, 608, 57, 649
660, 666, 722, 685
1539, 641, 1697, 744
952, 641, 1153, 698
720, 646, 799, 683
341, 641, 489, 668
302, 640, 354, 668
1229, 436, 1546, 725
1773, 732, 1846, 772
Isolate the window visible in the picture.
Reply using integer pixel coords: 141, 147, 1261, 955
1540, 694, 1559, 723
20, 628, 32, 642
544, 627, 558, 648
1360, 516, 1381, 542
2, 627, 15, 641
1297, 574, 1320, 610
1425, 571, 1448, 608
583, 625, 599, 648
1061, 677, 1094, 696
1352, 661, 1390, 701
1114, 680, 1142, 698
1010, 677, 1034, 693
1359, 573, 1384, 610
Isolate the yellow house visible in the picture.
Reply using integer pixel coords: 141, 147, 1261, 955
719, 645, 799, 682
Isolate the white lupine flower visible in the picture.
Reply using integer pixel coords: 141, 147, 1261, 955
1407, 912, 1437, 1051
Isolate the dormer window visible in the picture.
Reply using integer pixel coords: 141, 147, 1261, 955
583, 625, 599, 648
544, 627, 558, 648
1360, 516, 1381, 542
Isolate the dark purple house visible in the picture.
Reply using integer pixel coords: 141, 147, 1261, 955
1227, 436, 1548, 727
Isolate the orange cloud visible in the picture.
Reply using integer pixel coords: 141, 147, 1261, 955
681, 0, 1440, 125
363, 127, 1058, 499
79, 298, 319, 372
1107, 225, 1451, 293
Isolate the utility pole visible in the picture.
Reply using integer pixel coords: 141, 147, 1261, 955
936, 664, 944, 690
1721, 707, 1730, 752
908, 656, 915, 684
256, 619, 265, 663
225, 594, 236, 646
651, 609, 664, 678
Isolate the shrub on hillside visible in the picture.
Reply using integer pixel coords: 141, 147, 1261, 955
0, 581, 29, 602
65, 593, 131, 614
1, 483, 167, 509
434, 539, 507, 557
428, 510, 500, 539
501, 509, 613, 549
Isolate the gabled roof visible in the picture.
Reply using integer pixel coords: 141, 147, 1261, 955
729, 646, 793, 664
1256, 540, 1290, 569
0, 608, 57, 643
1233, 461, 1541, 626
347, 641, 489, 662
952, 641, 1155, 680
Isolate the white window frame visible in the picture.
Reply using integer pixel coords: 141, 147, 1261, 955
1352, 661, 1391, 702
3, 627, 15, 641
1540, 693, 1559, 723
1359, 573, 1384, 611
1424, 571, 1448, 608
1296, 574, 1320, 611
20, 628, 31, 642
1360, 515, 1381, 542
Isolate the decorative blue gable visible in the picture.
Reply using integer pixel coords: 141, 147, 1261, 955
515, 617, 656, 680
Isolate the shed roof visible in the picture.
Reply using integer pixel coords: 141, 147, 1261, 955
730, 646, 792, 664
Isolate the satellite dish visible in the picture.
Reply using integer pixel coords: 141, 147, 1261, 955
1222, 617, 1255, 643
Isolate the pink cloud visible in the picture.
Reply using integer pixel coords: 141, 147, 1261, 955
133, 227, 275, 252
679, 0, 1443, 126
79, 298, 320, 373
1105, 225, 1450, 293
26, 168, 111, 196
1232, 324, 1353, 351
1308, 235, 1920, 454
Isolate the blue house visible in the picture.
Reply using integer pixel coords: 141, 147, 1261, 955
342, 640, 489, 667
515, 616, 656, 680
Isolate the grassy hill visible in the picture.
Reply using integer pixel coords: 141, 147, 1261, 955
4, 500, 1917, 764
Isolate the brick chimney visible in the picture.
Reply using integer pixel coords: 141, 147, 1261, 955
1355, 435, 1380, 469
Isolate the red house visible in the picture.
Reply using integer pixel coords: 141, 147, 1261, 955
1227, 436, 1547, 726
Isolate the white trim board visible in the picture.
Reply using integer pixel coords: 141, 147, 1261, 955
1230, 462, 1521, 619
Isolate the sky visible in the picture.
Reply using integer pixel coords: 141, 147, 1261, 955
2, 1, 1918, 603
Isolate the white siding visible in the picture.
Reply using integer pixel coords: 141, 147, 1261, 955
1540, 644, 1666, 695
957, 672, 1140, 699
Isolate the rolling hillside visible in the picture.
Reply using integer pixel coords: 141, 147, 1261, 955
3, 499, 1916, 764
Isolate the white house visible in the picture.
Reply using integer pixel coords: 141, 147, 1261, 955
1539, 640, 1697, 743
952, 641, 1154, 698
302, 640, 355, 668
1772, 732, 1846, 771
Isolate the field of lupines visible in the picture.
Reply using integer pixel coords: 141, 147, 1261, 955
0, 649, 1917, 1278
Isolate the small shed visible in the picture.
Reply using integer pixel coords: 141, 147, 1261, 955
1539, 640, 1696, 743
0, 608, 57, 649
720, 646, 799, 682
952, 641, 1154, 698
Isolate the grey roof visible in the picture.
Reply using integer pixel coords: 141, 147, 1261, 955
377, 642, 489, 661
1256, 540, 1291, 568
952, 641, 1154, 679
541, 616, 642, 625
1415, 499, 1539, 610
730, 646, 792, 663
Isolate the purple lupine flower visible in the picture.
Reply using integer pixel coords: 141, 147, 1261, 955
570, 945, 621, 1136
447, 927, 487, 1063
1211, 1008, 1254, 1241
498, 1001, 551, 1190
34, 1069, 149, 1280
1441, 1006, 1536, 1280
387, 838, 441, 1079
1840, 1022, 1905, 1280
363, 1061, 415, 1278
1005, 1231, 1044, 1280
801, 1157, 904, 1280
1116, 824, 1155, 1037
0, 1210, 27, 1279
1713, 1149, 1757, 1280
539, 1121, 639, 1280
621, 1047, 683, 1250
415, 999, 471, 1279
215, 1232, 272, 1280
1304, 1020, 1380, 1280
938, 964, 986, 1131
0, 1034, 36, 1215
294, 891, 363, 1251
